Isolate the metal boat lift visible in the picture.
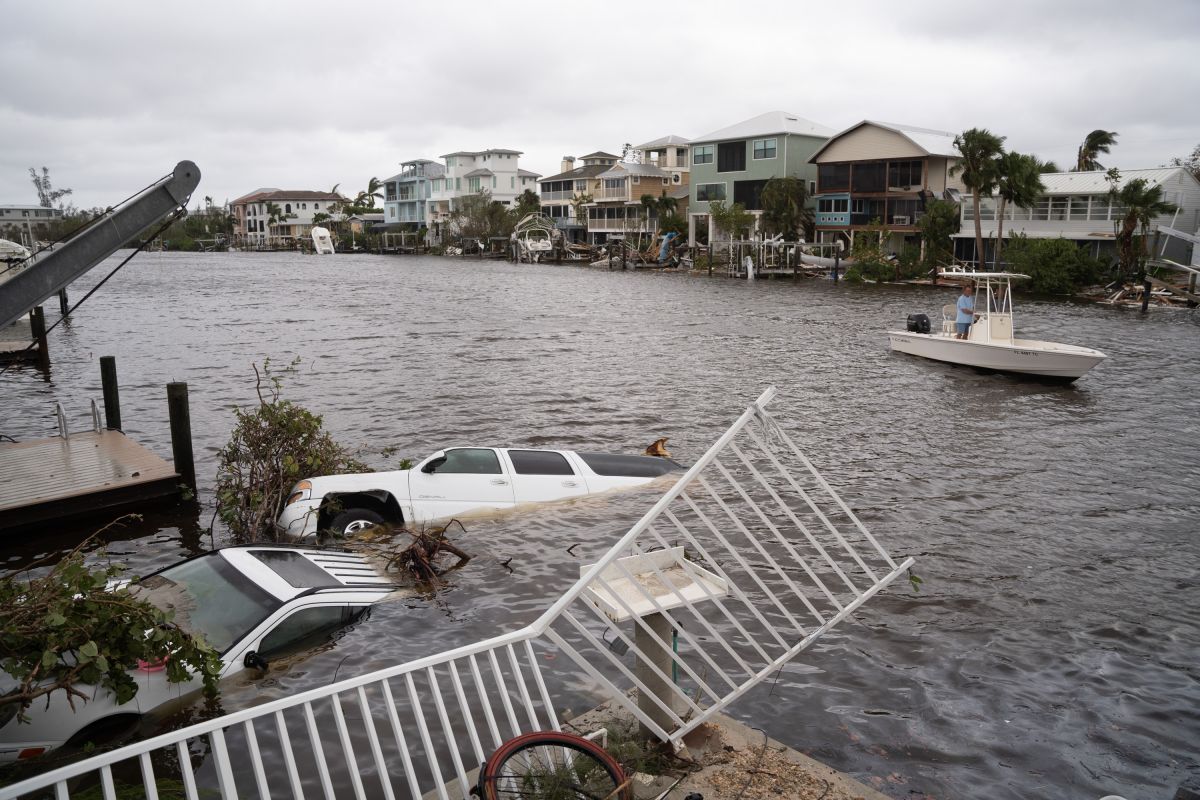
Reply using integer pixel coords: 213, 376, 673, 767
0, 161, 200, 330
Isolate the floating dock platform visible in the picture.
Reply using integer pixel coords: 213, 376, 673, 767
0, 429, 180, 532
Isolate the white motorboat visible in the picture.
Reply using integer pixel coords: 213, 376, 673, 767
887, 271, 1106, 381
310, 226, 335, 254
0, 238, 31, 264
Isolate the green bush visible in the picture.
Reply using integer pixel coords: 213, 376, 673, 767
215, 360, 367, 541
1003, 236, 1105, 294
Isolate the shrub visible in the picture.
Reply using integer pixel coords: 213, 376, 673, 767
215, 360, 367, 541
1003, 236, 1105, 294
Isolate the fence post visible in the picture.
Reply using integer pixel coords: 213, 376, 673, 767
167, 382, 196, 492
100, 356, 122, 431
635, 612, 676, 740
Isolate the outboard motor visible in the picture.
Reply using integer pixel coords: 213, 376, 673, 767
906, 313, 931, 334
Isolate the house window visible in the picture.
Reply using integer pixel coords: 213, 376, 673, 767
510, 177, 515, 188
575, 180, 587, 191
284, 204, 292, 213
733, 179, 767, 210
1089, 196, 1109, 220
717, 141, 746, 173
752, 138, 777, 160
492, 176, 497, 188
809, 181, 817, 196
468, 177, 481, 192
632, 175, 640, 184
819, 164, 850, 191
603, 178, 624, 190
692, 145, 714, 165
389, 207, 396, 219
887, 160, 923, 190
447, 156, 456, 167
851, 162, 886, 193
456, 178, 461, 190
696, 183, 726, 202
315, 203, 320, 210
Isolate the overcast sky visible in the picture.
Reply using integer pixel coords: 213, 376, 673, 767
2, 0, 1197, 209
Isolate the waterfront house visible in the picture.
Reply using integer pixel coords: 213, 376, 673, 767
809, 120, 964, 255
231, 189, 345, 247
426, 149, 539, 232
0, 204, 63, 246
687, 111, 834, 245
952, 166, 1200, 266
538, 152, 620, 243
382, 160, 445, 230
585, 137, 692, 244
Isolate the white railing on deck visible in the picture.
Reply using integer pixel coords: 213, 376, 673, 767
1, 387, 913, 800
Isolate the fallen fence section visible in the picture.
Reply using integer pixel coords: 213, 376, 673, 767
1, 386, 914, 800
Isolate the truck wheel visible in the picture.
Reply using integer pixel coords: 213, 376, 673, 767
327, 508, 385, 537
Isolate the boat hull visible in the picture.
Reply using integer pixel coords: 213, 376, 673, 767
887, 331, 1106, 380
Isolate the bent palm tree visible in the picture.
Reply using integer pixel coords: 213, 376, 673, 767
640, 193, 658, 234
950, 128, 1005, 268
993, 152, 1045, 267
1075, 130, 1118, 172
1107, 172, 1178, 281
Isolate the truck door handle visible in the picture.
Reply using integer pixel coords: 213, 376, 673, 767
490, 479, 508, 486
562, 481, 578, 488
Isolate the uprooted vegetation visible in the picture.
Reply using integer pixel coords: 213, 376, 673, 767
354, 519, 472, 586
215, 359, 368, 541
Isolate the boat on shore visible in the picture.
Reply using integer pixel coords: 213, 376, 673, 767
887, 271, 1107, 381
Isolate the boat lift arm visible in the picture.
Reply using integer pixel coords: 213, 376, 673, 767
0, 160, 200, 329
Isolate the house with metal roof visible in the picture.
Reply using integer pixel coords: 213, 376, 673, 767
808, 119, 966, 255
687, 111, 834, 245
0, 204, 63, 247
952, 166, 1200, 266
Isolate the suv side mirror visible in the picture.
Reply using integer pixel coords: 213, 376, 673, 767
244, 651, 269, 672
421, 456, 447, 474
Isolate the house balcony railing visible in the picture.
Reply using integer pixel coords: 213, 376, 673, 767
540, 191, 574, 202
596, 188, 630, 201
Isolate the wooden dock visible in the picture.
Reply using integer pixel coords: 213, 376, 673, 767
0, 430, 180, 532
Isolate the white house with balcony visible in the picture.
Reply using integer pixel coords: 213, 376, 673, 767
231, 189, 345, 246
425, 149, 540, 233
952, 167, 1200, 266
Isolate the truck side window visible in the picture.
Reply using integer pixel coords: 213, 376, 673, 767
438, 448, 502, 475
508, 450, 575, 476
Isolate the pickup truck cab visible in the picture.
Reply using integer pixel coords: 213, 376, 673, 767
276, 447, 683, 539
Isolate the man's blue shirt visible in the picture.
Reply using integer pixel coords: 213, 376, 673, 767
956, 294, 975, 324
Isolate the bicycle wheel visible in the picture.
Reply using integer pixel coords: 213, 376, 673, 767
477, 730, 632, 800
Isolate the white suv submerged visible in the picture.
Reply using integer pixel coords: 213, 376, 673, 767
0, 546, 397, 762
277, 447, 683, 538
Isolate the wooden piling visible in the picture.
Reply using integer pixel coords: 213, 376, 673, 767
100, 356, 122, 431
1141, 278, 1152, 312
58, 289, 69, 317
30, 306, 50, 370
833, 253, 840, 283
167, 382, 196, 492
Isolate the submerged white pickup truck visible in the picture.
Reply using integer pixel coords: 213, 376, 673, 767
276, 447, 684, 538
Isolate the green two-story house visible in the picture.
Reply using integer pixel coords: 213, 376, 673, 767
687, 111, 835, 245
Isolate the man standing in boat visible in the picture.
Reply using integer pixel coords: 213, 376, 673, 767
955, 283, 976, 339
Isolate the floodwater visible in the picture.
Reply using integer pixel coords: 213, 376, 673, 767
2, 251, 1198, 799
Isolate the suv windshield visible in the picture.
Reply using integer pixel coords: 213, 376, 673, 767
138, 554, 281, 653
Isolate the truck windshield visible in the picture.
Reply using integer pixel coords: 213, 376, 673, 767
138, 554, 281, 654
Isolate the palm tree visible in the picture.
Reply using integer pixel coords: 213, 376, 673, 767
656, 191, 678, 220
569, 192, 593, 236
1106, 171, 1178, 280
950, 128, 1006, 268
1075, 130, 1118, 172
1037, 159, 1061, 174
363, 177, 384, 209
640, 193, 659, 234
265, 202, 296, 243
993, 152, 1046, 267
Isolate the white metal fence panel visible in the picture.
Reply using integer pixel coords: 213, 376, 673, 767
1, 387, 913, 800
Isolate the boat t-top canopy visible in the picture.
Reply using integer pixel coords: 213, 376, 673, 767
937, 270, 1030, 281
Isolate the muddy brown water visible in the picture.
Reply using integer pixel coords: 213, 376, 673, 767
2, 251, 1198, 798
